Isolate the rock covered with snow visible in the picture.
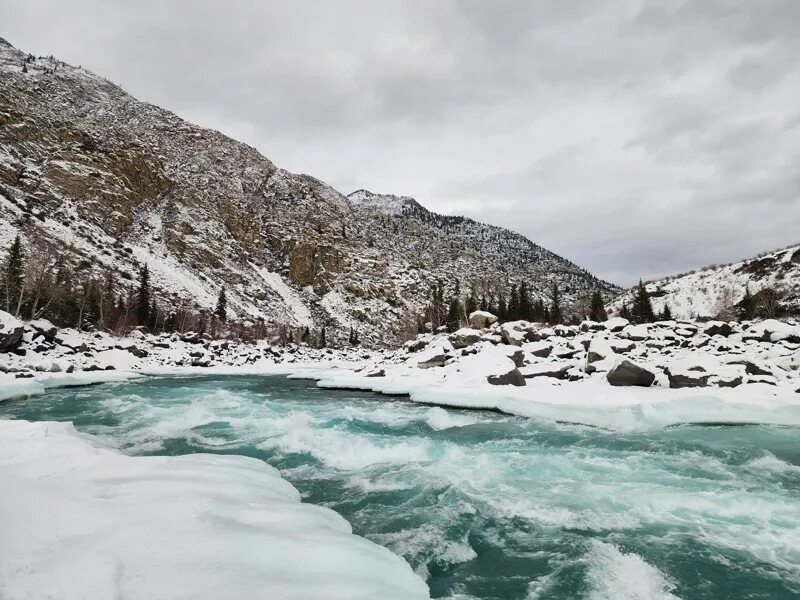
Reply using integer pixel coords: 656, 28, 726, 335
468, 310, 498, 329
0, 311, 24, 352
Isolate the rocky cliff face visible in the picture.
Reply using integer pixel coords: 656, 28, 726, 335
0, 38, 617, 346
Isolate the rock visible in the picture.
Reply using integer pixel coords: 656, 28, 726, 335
365, 369, 385, 377
623, 324, 649, 341
606, 360, 655, 387
609, 339, 635, 353
728, 360, 772, 377
487, 367, 526, 386
519, 362, 569, 380
0, 310, 25, 352
604, 317, 629, 332
704, 321, 733, 337
28, 318, 58, 341
585, 337, 615, 373
580, 320, 605, 332
713, 374, 743, 388
403, 338, 428, 353
449, 327, 482, 349
524, 341, 552, 358
499, 321, 538, 346
417, 354, 448, 369
181, 331, 203, 344
665, 367, 711, 388
468, 310, 498, 330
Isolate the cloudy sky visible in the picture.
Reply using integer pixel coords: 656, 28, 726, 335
3, 0, 798, 285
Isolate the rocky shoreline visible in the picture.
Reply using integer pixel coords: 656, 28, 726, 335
2, 309, 799, 430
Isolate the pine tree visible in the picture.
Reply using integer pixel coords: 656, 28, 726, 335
632, 279, 655, 324
319, 327, 326, 348
620, 302, 632, 320
479, 294, 487, 311
550, 282, 562, 324
739, 286, 754, 320
136, 264, 151, 327
148, 299, 158, 331
660, 303, 672, 321
519, 282, 532, 321
215, 286, 228, 322
508, 284, 519, 321
497, 295, 507, 323
589, 289, 607, 322
446, 279, 461, 332
1, 235, 25, 316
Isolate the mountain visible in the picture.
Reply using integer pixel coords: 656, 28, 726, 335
0, 38, 617, 346
609, 243, 800, 320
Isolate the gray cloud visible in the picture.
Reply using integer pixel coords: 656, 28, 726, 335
2, 0, 798, 285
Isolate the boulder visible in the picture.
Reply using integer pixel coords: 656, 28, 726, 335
728, 359, 772, 377
468, 310, 498, 330
606, 360, 655, 387
585, 337, 615, 373
623, 324, 650, 341
403, 338, 429, 353
0, 311, 24, 352
28, 318, 58, 342
499, 321, 538, 346
604, 317, 629, 332
580, 320, 605, 332
449, 327, 482, 349
704, 321, 733, 337
609, 339, 635, 353
524, 341, 552, 358
417, 354, 448, 369
665, 367, 710, 388
487, 367, 526, 386
519, 362, 570, 380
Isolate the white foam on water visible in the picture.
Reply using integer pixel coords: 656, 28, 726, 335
746, 453, 800, 475
424, 407, 484, 431
261, 415, 433, 470
584, 541, 680, 600
370, 523, 477, 581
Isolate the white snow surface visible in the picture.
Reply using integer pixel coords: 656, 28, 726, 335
0, 420, 429, 600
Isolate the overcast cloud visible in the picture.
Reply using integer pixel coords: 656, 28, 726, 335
3, 0, 798, 285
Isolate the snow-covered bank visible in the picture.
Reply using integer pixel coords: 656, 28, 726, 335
0, 419, 429, 600
2, 309, 799, 431
306, 316, 800, 431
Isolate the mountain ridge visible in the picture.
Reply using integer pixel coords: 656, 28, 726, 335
0, 38, 617, 346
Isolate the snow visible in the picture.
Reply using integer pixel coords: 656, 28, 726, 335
0, 420, 429, 600
256, 267, 313, 327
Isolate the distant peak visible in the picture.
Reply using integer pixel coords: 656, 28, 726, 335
347, 189, 425, 216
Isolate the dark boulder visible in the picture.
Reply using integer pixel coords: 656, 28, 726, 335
606, 360, 656, 387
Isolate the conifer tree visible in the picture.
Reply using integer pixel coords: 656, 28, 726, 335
632, 279, 655, 324
148, 299, 159, 331
620, 302, 632, 320
136, 264, 151, 327
215, 286, 228, 322
550, 282, 562, 324
497, 295, 507, 322
739, 286, 754, 320
660, 303, 672, 321
508, 284, 519, 321
519, 282, 532, 321
589, 289, 607, 322
446, 279, 462, 332
319, 326, 326, 348
1, 235, 25, 316
479, 294, 487, 311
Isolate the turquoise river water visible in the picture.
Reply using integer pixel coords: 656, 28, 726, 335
1, 375, 799, 599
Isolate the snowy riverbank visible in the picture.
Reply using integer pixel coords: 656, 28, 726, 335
2, 310, 800, 431
0, 419, 429, 600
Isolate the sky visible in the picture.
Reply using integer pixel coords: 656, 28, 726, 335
2, 0, 798, 285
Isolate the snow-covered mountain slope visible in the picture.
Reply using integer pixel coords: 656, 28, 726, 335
0, 38, 616, 346
609, 243, 800, 320
347, 189, 618, 303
